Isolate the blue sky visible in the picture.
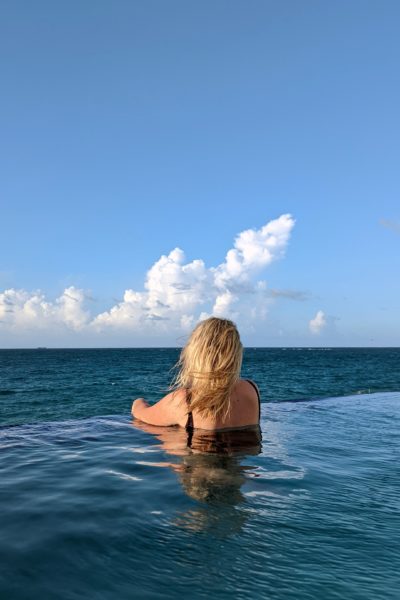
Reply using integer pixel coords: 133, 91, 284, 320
1, 1, 399, 347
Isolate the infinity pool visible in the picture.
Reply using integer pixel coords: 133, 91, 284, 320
1, 392, 399, 599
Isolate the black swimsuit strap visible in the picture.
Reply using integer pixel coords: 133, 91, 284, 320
245, 379, 261, 421
185, 389, 194, 430
186, 411, 194, 429
185, 389, 194, 448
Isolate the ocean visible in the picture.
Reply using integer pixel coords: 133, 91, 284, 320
1, 348, 399, 599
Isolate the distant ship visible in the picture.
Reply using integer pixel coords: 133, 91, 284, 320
36, 347, 48, 350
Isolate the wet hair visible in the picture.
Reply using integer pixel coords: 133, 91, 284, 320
171, 317, 243, 420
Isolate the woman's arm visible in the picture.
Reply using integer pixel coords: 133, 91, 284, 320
131, 389, 186, 427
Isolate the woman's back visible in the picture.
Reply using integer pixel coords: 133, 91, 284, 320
184, 379, 261, 431
132, 377, 260, 431
131, 317, 261, 432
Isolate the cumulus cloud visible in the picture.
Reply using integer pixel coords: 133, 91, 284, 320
212, 213, 294, 289
309, 310, 326, 335
93, 213, 294, 330
0, 214, 295, 340
92, 247, 211, 332
0, 286, 89, 331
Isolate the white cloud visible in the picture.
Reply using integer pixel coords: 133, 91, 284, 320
212, 213, 294, 289
93, 213, 294, 331
92, 246, 211, 332
0, 286, 89, 331
212, 290, 237, 318
0, 214, 295, 341
56, 287, 91, 330
309, 310, 326, 335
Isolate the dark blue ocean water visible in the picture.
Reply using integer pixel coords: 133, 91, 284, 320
1, 348, 399, 599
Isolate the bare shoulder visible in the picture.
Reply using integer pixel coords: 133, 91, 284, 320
230, 379, 260, 424
167, 387, 188, 407
132, 387, 187, 427
236, 378, 260, 397
155, 387, 187, 412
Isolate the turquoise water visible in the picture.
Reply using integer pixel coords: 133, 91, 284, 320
1, 349, 400, 599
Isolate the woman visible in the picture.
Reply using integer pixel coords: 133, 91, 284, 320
131, 317, 261, 431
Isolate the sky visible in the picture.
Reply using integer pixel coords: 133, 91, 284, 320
0, 0, 399, 347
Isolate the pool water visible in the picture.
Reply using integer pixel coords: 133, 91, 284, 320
1, 391, 399, 599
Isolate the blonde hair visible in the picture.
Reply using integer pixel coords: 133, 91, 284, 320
171, 317, 243, 420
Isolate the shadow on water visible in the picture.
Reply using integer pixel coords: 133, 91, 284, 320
131, 420, 262, 535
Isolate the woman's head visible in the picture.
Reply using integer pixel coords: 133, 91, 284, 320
172, 317, 243, 419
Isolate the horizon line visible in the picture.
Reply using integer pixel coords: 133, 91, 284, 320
1, 346, 399, 351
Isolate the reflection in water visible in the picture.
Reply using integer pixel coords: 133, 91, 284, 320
132, 420, 262, 535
